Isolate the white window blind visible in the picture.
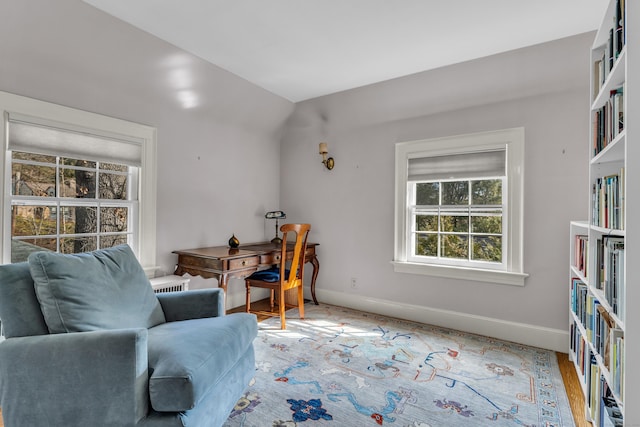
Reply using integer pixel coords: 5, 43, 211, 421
408, 149, 506, 182
7, 112, 143, 166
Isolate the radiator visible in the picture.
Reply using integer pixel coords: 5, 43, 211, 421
150, 275, 190, 293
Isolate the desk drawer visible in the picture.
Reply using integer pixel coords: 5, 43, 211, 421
178, 255, 223, 271
260, 253, 282, 265
261, 249, 314, 265
228, 256, 260, 270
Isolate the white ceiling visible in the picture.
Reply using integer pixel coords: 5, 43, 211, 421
83, 0, 608, 102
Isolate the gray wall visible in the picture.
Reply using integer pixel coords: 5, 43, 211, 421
0, 0, 294, 306
280, 33, 592, 334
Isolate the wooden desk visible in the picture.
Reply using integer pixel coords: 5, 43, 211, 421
173, 242, 320, 305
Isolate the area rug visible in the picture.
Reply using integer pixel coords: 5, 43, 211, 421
223, 304, 575, 427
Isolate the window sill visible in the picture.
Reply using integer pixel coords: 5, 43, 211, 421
391, 261, 528, 286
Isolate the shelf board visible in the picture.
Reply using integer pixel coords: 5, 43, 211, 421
590, 226, 625, 237
570, 220, 589, 229
591, 130, 625, 164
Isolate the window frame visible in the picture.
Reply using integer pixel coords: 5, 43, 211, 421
393, 128, 528, 286
9, 153, 138, 258
0, 91, 157, 272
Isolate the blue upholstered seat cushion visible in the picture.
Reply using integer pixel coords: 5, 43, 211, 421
28, 244, 166, 333
0, 262, 49, 338
147, 312, 258, 412
247, 266, 288, 282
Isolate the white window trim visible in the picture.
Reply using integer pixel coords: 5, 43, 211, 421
0, 91, 157, 271
393, 127, 528, 286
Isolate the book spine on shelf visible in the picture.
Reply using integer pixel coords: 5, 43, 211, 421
593, 87, 624, 156
592, 169, 625, 230
574, 234, 589, 278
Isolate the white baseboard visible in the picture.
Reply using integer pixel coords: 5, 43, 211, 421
313, 288, 569, 353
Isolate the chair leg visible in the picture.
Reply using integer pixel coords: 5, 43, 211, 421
245, 281, 251, 313
279, 287, 286, 329
270, 289, 275, 312
297, 285, 305, 320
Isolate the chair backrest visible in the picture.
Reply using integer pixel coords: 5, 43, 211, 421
279, 223, 310, 288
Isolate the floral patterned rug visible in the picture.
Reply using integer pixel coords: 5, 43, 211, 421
223, 304, 575, 427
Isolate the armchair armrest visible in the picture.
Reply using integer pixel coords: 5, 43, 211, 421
155, 288, 225, 321
0, 329, 148, 427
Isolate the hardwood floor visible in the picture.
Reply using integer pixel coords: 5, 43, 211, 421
557, 352, 590, 427
0, 301, 590, 427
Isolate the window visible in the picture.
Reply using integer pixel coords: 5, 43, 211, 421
393, 128, 528, 286
0, 91, 157, 271
10, 151, 135, 261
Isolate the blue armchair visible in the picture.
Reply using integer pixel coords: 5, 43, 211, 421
0, 245, 257, 427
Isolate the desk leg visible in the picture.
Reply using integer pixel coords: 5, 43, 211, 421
174, 264, 186, 277
218, 274, 229, 294
309, 255, 320, 305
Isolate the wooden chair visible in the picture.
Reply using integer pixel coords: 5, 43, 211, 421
245, 223, 310, 329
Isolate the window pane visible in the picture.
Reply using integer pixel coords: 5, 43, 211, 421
100, 207, 128, 232
416, 182, 439, 205
100, 162, 128, 172
472, 179, 502, 205
12, 163, 56, 197
62, 206, 97, 234
100, 234, 128, 249
440, 215, 469, 233
61, 157, 96, 169
416, 214, 438, 232
441, 234, 468, 259
11, 239, 55, 263
60, 168, 96, 198
415, 234, 437, 256
442, 181, 469, 205
472, 236, 502, 262
471, 215, 502, 234
60, 237, 97, 254
12, 151, 56, 163
99, 173, 128, 199
12, 205, 57, 236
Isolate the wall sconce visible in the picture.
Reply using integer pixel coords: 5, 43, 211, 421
318, 142, 335, 170
265, 210, 286, 244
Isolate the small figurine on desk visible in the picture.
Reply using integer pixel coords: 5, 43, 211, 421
228, 234, 240, 248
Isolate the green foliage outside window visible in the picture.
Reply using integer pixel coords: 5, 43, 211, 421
413, 179, 503, 263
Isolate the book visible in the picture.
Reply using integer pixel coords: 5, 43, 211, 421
609, 328, 624, 399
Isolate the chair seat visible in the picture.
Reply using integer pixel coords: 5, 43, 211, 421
147, 313, 257, 412
246, 267, 289, 282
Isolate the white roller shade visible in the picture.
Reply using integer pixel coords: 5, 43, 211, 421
7, 112, 143, 166
408, 149, 505, 182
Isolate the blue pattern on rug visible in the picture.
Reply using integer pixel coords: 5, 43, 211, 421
223, 304, 575, 426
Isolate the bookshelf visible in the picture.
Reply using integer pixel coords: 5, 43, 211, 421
569, 1, 638, 425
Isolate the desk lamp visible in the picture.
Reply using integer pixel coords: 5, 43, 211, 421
265, 210, 286, 244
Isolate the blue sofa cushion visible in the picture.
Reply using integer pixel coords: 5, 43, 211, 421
28, 244, 166, 333
0, 262, 49, 338
147, 312, 258, 412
